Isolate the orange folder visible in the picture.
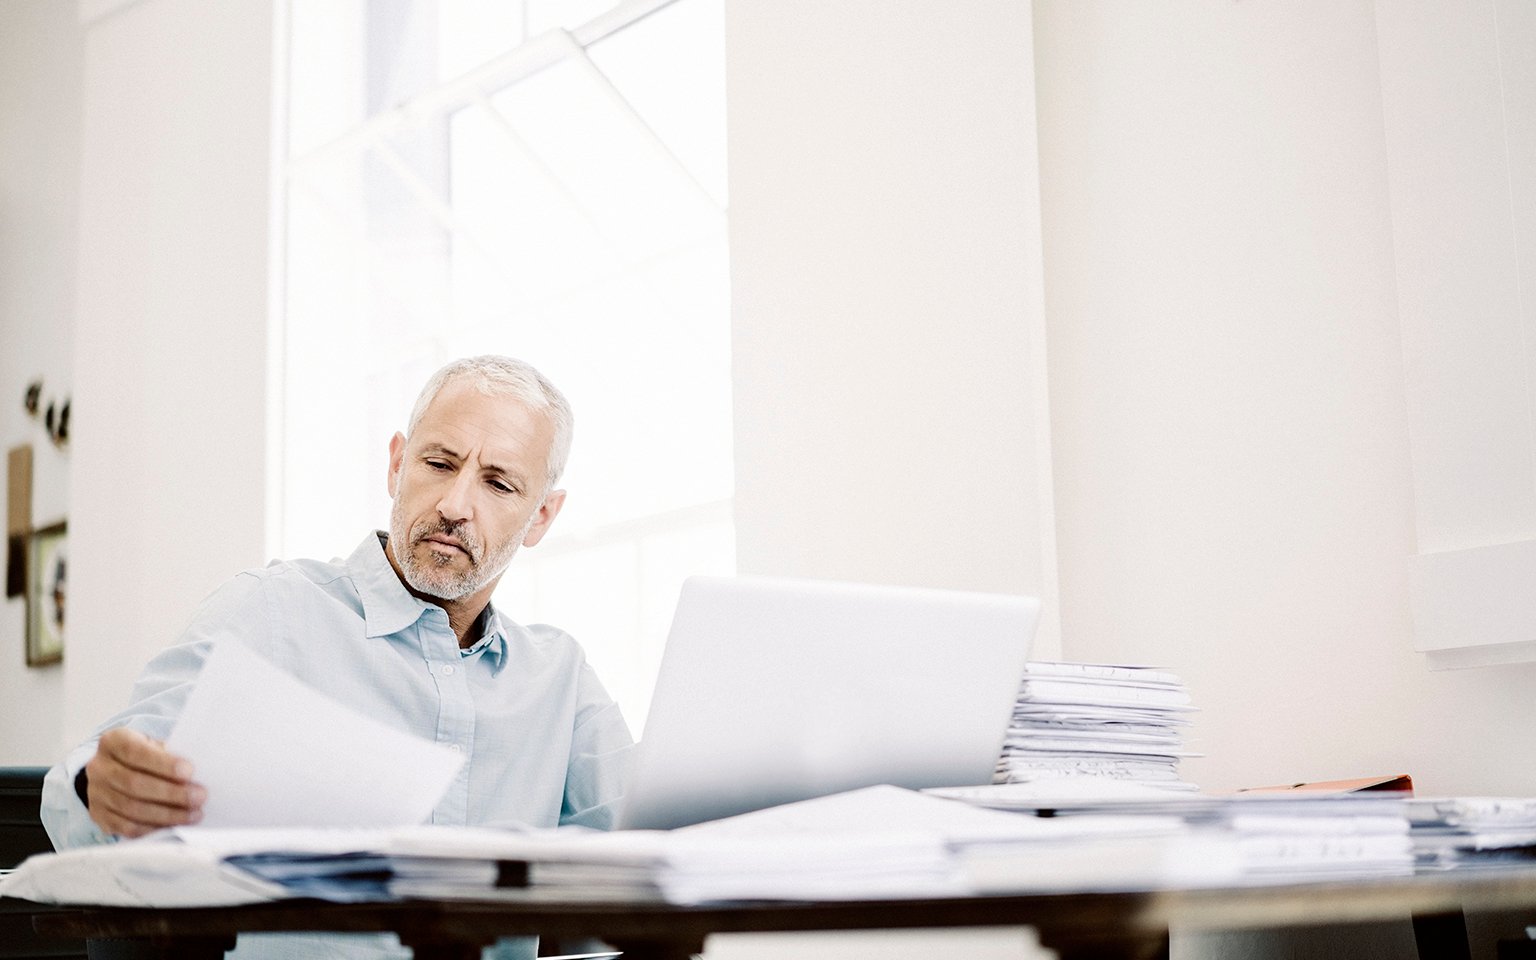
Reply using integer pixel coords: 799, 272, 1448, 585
1236, 774, 1414, 795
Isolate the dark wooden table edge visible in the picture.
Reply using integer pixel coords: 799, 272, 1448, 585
28, 869, 1536, 960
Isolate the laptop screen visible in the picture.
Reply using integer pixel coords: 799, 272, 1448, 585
617, 575, 1040, 830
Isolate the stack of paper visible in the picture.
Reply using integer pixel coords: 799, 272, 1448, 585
995, 661, 1200, 792
229, 850, 508, 902
391, 786, 1199, 903
386, 826, 670, 900
932, 781, 1414, 883
1409, 797, 1536, 871
1221, 793, 1414, 881
2, 786, 1422, 908
930, 777, 1218, 817
0, 824, 544, 907
653, 785, 1183, 903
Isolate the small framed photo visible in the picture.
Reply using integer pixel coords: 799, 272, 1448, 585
26, 521, 66, 667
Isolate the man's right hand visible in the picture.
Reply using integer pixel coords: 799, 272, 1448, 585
84, 728, 206, 838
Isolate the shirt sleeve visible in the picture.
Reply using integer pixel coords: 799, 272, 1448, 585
39, 572, 270, 850
558, 661, 635, 830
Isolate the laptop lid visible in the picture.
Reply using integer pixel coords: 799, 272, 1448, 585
617, 575, 1040, 830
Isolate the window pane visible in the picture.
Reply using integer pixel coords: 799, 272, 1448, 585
437, 0, 526, 81
525, 0, 622, 35
587, 0, 726, 204
287, 1, 368, 157
483, 54, 721, 260
282, 0, 732, 726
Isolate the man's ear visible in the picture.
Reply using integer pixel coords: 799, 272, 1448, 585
521, 489, 566, 548
387, 432, 407, 498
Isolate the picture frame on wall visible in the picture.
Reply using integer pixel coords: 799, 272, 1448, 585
26, 521, 65, 667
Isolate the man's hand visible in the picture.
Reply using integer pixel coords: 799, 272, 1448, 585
84, 728, 206, 838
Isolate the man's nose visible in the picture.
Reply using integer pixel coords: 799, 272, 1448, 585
436, 470, 476, 523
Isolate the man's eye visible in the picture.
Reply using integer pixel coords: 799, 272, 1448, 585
489, 480, 515, 494
426, 460, 452, 471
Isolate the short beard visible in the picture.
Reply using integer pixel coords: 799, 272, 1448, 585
389, 502, 529, 601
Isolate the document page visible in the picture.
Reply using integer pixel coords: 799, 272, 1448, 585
165, 641, 464, 828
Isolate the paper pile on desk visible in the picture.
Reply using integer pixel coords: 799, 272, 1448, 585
0, 787, 1193, 907
1220, 793, 1413, 881
930, 777, 1219, 816
389, 786, 1193, 903
0, 825, 534, 907
995, 661, 1200, 792
655, 785, 1187, 902
1410, 797, 1536, 870
931, 781, 1413, 883
0, 838, 288, 907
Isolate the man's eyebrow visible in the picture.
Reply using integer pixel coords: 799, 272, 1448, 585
417, 442, 533, 488
482, 461, 532, 488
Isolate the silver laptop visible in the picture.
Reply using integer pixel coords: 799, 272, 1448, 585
617, 575, 1040, 830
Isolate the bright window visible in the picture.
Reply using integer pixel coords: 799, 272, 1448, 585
278, 0, 733, 728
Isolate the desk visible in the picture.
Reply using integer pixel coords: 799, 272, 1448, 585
28, 869, 1536, 960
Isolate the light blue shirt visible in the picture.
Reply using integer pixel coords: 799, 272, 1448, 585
40, 531, 633, 960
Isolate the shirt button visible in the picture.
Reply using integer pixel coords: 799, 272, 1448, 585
440, 664, 455, 676
448, 744, 462, 753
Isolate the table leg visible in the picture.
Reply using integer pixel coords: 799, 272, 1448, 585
395, 936, 492, 960
602, 936, 704, 960
147, 934, 237, 960
1412, 910, 1472, 960
1034, 929, 1170, 960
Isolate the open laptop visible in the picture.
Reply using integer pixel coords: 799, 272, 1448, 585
616, 575, 1040, 830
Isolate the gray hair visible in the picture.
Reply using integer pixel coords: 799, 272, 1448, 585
407, 356, 574, 489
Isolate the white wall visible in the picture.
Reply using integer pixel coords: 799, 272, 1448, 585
1033, 0, 1536, 800
0, 0, 274, 762
726, 0, 1062, 655
1377, 0, 1536, 665
0, 0, 84, 765
722, 0, 1536, 800
63, 0, 275, 749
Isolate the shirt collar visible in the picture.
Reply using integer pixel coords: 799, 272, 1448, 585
463, 603, 510, 673
349, 532, 510, 671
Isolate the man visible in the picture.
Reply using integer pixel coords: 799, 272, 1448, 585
40, 356, 633, 958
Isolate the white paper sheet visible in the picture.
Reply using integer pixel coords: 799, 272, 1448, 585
0, 843, 285, 907
164, 641, 464, 828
